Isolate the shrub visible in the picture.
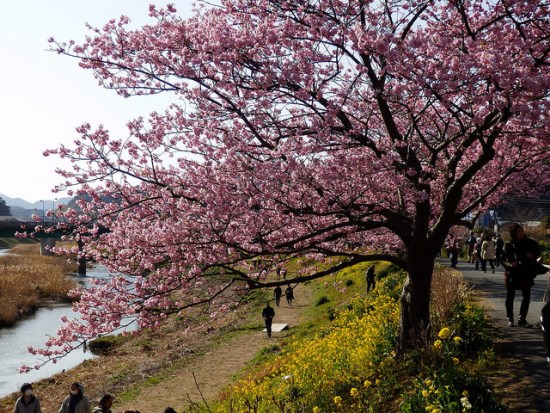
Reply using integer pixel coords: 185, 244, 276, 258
315, 296, 330, 306
430, 265, 470, 326
88, 334, 129, 354
376, 264, 402, 280
327, 307, 336, 321
400, 323, 508, 412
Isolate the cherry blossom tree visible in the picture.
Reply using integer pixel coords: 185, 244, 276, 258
30, 0, 549, 366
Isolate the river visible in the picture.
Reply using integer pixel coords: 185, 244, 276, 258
0, 252, 116, 397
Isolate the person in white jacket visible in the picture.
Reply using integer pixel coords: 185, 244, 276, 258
481, 234, 496, 273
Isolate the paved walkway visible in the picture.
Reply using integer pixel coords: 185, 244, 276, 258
446, 259, 550, 412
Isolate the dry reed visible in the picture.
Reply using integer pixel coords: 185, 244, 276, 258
0, 244, 75, 326
431, 264, 470, 323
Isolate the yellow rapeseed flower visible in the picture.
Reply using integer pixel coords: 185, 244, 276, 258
438, 327, 451, 339
461, 396, 472, 410
453, 336, 463, 344
313, 407, 321, 413
453, 357, 460, 365
364, 380, 372, 388
350, 388, 359, 398
434, 340, 442, 349
422, 390, 429, 398
334, 396, 342, 405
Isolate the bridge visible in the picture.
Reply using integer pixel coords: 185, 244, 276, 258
0, 220, 62, 234
0, 220, 88, 275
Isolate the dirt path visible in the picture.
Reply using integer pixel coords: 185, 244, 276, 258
116, 284, 313, 413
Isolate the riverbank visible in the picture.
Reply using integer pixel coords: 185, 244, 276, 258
0, 244, 74, 327
0, 237, 38, 250
0, 280, 273, 413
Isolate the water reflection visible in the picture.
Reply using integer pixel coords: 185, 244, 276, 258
0, 264, 121, 398
0, 304, 95, 397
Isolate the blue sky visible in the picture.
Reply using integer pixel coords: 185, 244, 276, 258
0, 1, 193, 202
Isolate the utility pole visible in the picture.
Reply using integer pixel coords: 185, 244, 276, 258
39, 200, 45, 222
52, 198, 57, 223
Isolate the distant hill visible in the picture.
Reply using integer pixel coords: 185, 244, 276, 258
0, 194, 73, 220
0, 194, 35, 209
0, 193, 121, 221
0, 194, 73, 209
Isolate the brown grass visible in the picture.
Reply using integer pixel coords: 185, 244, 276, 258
0, 244, 75, 326
430, 264, 470, 323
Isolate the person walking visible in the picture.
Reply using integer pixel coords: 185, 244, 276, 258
466, 232, 477, 263
445, 235, 459, 268
542, 273, 550, 363
58, 383, 91, 413
481, 234, 496, 273
473, 237, 482, 270
273, 286, 282, 307
495, 234, 504, 267
262, 302, 275, 338
14, 383, 42, 413
366, 265, 376, 292
285, 284, 294, 305
502, 223, 543, 327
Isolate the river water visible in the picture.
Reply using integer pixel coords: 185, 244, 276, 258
0, 251, 115, 397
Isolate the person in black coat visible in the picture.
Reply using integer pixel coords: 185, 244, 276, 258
285, 284, 294, 305
495, 234, 505, 267
262, 302, 275, 338
274, 286, 282, 307
502, 223, 543, 327
366, 265, 376, 292
58, 383, 91, 413
542, 274, 550, 363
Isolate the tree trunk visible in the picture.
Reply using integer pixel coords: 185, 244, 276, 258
397, 256, 435, 355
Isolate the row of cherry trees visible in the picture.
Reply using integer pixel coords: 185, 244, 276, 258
26, 0, 549, 367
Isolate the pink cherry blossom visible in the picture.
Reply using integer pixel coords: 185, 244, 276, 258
26, 0, 549, 367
